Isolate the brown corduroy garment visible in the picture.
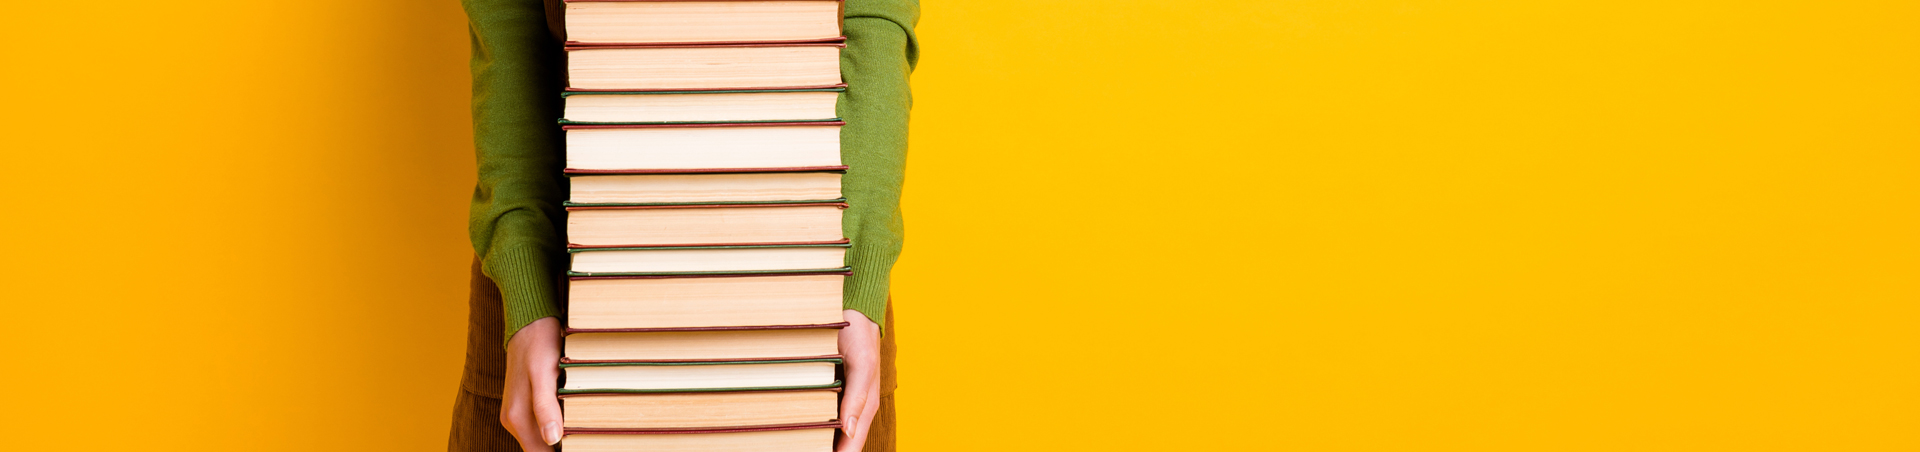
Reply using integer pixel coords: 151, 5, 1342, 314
449, 258, 899, 451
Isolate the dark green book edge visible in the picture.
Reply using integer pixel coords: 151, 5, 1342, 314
557, 358, 846, 394
563, 198, 847, 208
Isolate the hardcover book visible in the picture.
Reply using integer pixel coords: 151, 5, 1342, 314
569, 244, 850, 276
568, 272, 848, 330
561, 88, 843, 124
567, 172, 843, 206
562, 390, 841, 430
560, 358, 842, 393
566, 43, 844, 91
565, 327, 842, 362
561, 425, 836, 452
564, 0, 843, 45
565, 122, 843, 173
566, 203, 846, 247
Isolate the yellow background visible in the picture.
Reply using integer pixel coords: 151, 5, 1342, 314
1, 1, 1914, 450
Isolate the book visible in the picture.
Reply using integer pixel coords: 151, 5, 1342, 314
567, 43, 843, 91
566, 203, 846, 248
562, 426, 836, 452
563, 0, 843, 45
560, 359, 841, 393
566, 328, 842, 362
568, 273, 847, 330
562, 89, 842, 125
565, 123, 842, 173
567, 172, 843, 206
562, 390, 841, 430
570, 244, 849, 276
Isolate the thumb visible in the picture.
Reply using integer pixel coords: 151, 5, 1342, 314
533, 370, 563, 445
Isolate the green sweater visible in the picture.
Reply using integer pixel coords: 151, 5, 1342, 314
462, 0, 918, 345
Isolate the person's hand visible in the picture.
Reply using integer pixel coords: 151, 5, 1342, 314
502, 317, 563, 452
836, 309, 883, 452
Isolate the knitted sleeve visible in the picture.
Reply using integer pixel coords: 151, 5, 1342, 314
839, 0, 920, 334
462, 0, 566, 347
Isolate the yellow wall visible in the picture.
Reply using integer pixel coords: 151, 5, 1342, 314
1, 1, 1914, 450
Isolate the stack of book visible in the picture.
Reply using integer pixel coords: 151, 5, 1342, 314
557, 1, 851, 451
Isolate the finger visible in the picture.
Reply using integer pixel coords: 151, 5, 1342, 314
531, 363, 564, 445
501, 379, 554, 452
839, 351, 878, 433
851, 340, 882, 433
837, 399, 874, 452
837, 311, 881, 443
506, 410, 550, 452
838, 378, 869, 436
498, 369, 524, 435
837, 352, 871, 433
847, 360, 880, 445
838, 352, 878, 449
855, 382, 882, 442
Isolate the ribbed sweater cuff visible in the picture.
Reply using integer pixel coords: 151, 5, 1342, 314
486, 242, 560, 347
844, 246, 894, 335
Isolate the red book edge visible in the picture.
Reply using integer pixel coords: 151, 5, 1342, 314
566, 202, 846, 212
567, 322, 851, 335
560, 354, 846, 364
564, 166, 848, 175
565, 42, 845, 51
564, 83, 847, 93
570, 270, 853, 281
563, 421, 842, 435
568, 239, 850, 250
562, 121, 844, 130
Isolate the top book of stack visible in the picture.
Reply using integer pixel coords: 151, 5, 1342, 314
564, 0, 844, 45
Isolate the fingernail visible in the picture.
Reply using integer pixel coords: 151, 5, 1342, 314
543, 421, 562, 445
843, 417, 856, 434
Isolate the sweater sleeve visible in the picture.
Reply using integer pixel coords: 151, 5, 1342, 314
462, 0, 566, 347
839, 0, 920, 334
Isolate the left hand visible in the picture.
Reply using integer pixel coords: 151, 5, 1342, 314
836, 309, 882, 452
500, 317, 563, 452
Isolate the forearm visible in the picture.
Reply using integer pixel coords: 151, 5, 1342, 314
839, 1, 920, 333
464, 0, 566, 346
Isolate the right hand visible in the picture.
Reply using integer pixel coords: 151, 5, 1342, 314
836, 310, 883, 452
501, 317, 564, 451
